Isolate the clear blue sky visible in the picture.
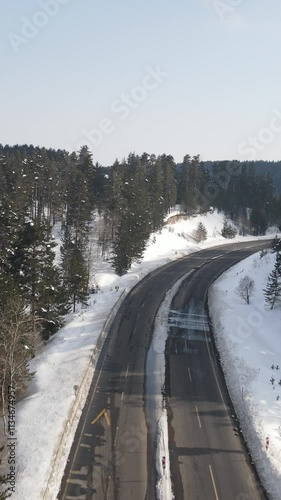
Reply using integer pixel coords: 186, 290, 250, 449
1, 0, 281, 165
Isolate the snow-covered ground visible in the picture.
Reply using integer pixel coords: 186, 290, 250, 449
0, 209, 278, 499
209, 250, 281, 500
155, 411, 173, 500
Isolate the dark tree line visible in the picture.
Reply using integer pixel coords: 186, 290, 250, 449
201, 161, 281, 235
0, 146, 179, 411
0, 144, 281, 413
0, 144, 105, 416
108, 153, 177, 274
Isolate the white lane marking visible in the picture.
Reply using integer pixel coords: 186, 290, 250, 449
211, 254, 224, 260
125, 366, 129, 378
209, 465, 219, 500
188, 366, 192, 382
121, 391, 124, 403
202, 305, 228, 414
195, 405, 202, 428
204, 330, 227, 412
66, 478, 88, 488
70, 466, 88, 475
141, 302, 144, 308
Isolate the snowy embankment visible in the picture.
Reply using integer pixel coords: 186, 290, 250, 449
10, 290, 127, 500
3, 209, 278, 499
209, 251, 281, 500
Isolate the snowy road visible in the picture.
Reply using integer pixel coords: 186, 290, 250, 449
58, 240, 271, 500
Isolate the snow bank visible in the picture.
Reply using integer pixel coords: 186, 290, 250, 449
155, 411, 173, 500
13, 290, 127, 500
209, 251, 281, 499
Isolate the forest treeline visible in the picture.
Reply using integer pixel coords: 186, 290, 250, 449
0, 143, 281, 414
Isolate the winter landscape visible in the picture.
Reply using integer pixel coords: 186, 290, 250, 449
1, 194, 280, 498
2, 1, 281, 499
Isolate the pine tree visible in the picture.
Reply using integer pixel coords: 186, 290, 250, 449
263, 269, 281, 309
0, 273, 19, 310
271, 236, 281, 253
221, 217, 237, 238
250, 208, 268, 236
179, 155, 207, 214
77, 146, 101, 211
9, 221, 46, 320
65, 153, 91, 231
193, 222, 208, 243
9, 221, 67, 337
161, 154, 177, 213
148, 156, 165, 232
263, 253, 281, 309
179, 154, 192, 213
0, 199, 25, 275
112, 218, 132, 276
38, 250, 70, 340
111, 157, 151, 275
106, 160, 126, 242
61, 227, 89, 312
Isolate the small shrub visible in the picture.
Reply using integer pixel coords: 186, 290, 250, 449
193, 222, 208, 243
221, 217, 237, 239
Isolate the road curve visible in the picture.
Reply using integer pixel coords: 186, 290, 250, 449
166, 246, 269, 500
58, 240, 271, 500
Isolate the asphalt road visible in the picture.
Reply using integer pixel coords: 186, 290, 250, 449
58, 240, 271, 500
166, 246, 269, 500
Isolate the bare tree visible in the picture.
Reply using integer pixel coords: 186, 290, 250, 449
0, 297, 39, 429
235, 275, 255, 305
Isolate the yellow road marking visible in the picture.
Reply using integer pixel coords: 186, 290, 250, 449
104, 410, 110, 426
209, 465, 219, 500
91, 408, 110, 426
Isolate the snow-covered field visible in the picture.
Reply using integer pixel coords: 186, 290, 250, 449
209, 251, 281, 500
1, 209, 278, 499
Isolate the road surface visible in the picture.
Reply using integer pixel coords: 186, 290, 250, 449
166, 247, 268, 500
58, 240, 270, 500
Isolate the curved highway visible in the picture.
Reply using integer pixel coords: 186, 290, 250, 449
58, 240, 271, 500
